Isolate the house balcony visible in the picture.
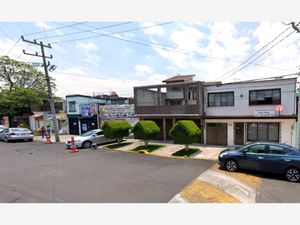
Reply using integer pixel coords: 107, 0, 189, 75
166, 91, 184, 99
135, 104, 201, 115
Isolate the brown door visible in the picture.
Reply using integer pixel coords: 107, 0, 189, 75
234, 123, 244, 145
206, 123, 227, 146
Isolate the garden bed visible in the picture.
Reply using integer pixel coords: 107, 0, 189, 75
171, 148, 200, 157
130, 144, 165, 153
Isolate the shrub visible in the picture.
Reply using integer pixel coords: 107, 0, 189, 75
169, 120, 201, 151
101, 120, 132, 144
131, 120, 160, 147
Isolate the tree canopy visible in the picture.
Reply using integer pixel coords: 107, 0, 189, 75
0, 55, 55, 93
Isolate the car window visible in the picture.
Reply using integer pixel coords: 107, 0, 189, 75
12, 128, 30, 132
245, 144, 267, 154
268, 145, 288, 155
81, 130, 96, 137
96, 131, 104, 136
2, 129, 9, 133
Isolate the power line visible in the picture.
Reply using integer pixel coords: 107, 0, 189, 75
38, 22, 134, 40
23, 22, 89, 36
53, 22, 292, 73
220, 29, 298, 81
215, 25, 293, 81
52, 22, 174, 44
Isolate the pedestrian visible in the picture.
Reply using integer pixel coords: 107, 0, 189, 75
40, 126, 46, 139
46, 125, 51, 138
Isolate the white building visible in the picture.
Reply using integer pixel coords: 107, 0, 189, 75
203, 78, 297, 146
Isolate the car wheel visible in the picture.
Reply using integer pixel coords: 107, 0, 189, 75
225, 159, 239, 172
285, 167, 300, 182
82, 141, 92, 149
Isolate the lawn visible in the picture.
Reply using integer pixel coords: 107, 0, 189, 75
131, 144, 165, 153
172, 148, 200, 157
106, 142, 133, 149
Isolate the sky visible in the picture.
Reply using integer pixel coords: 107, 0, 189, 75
0, 21, 299, 98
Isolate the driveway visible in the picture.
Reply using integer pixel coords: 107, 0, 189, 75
0, 141, 213, 203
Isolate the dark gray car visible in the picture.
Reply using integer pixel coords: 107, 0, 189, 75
218, 142, 300, 182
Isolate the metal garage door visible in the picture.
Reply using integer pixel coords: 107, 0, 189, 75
206, 123, 227, 146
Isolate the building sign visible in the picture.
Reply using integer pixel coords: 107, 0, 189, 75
254, 110, 275, 117
80, 103, 99, 117
99, 104, 139, 126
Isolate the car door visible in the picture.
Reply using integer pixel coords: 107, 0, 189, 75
258, 144, 290, 174
243, 144, 268, 171
94, 131, 110, 144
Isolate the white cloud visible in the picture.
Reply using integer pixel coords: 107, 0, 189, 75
134, 64, 167, 83
0, 38, 33, 61
84, 54, 101, 68
134, 64, 153, 77
140, 22, 166, 36
76, 42, 98, 52
35, 21, 64, 36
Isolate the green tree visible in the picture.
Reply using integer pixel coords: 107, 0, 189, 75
101, 120, 132, 144
0, 87, 43, 117
0, 56, 55, 93
169, 120, 201, 151
131, 120, 160, 147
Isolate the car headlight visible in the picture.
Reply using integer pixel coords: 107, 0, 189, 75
219, 152, 229, 158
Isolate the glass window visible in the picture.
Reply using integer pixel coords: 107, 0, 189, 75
247, 123, 279, 142
249, 89, 281, 105
96, 131, 104, 136
268, 145, 287, 155
246, 144, 267, 154
208, 92, 234, 107
68, 101, 76, 112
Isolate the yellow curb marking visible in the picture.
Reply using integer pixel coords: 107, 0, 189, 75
180, 179, 240, 203
210, 164, 262, 189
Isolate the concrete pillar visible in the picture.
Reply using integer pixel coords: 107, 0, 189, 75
157, 87, 161, 106
228, 122, 234, 146
172, 117, 176, 125
163, 118, 166, 141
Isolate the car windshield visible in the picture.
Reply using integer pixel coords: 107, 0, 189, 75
81, 130, 96, 137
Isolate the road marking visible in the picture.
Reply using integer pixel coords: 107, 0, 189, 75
198, 170, 256, 203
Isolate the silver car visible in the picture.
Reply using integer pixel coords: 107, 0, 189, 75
65, 129, 115, 149
0, 128, 34, 142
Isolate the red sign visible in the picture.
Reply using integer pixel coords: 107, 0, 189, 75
275, 105, 284, 112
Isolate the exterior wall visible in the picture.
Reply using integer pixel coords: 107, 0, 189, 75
66, 96, 105, 115
204, 118, 296, 147
204, 78, 297, 117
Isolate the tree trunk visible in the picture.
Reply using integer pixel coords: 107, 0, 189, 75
185, 144, 189, 151
144, 140, 148, 147
117, 137, 122, 145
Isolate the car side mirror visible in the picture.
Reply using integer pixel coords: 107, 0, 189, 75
92, 134, 96, 138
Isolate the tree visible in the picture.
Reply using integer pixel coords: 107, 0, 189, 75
101, 120, 132, 144
169, 120, 201, 151
0, 56, 55, 93
0, 87, 43, 118
131, 120, 160, 147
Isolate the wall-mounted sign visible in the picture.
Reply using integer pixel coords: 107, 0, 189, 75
80, 103, 99, 117
254, 110, 275, 117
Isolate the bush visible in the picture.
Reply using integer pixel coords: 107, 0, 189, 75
131, 120, 160, 146
169, 120, 201, 151
101, 120, 131, 144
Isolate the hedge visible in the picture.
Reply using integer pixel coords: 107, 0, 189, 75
131, 120, 160, 146
101, 120, 132, 144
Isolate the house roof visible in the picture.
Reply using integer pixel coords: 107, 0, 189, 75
162, 75, 195, 83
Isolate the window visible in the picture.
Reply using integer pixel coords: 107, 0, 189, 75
170, 100, 182, 105
245, 144, 267, 154
96, 131, 104, 136
188, 88, 196, 100
268, 145, 288, 155
208, 92, 234, 107
171, 86, 181, 91
247, 123, 279, 142
249, 89, 281, 105
68, 101, 76, 112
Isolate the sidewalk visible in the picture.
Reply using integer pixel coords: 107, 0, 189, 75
34, 134, 71, 143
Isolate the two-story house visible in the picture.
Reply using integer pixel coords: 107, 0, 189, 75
203, 77, 297, 146
134, 75, 298, 147
134, 75, 204, 141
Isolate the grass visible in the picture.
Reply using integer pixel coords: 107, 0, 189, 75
131, 144, 165, 153
106, 142, 133, 149
172, 148, 200, 157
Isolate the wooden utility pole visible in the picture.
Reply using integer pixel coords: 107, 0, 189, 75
21, 35, 60, 142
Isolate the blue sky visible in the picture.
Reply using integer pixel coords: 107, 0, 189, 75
0, 21, 299, 97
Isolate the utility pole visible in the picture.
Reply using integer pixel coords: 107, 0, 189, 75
21, 35, 60, 142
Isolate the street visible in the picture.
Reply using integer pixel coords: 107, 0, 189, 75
0, 141, 213, 203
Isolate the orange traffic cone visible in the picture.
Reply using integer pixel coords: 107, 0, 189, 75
45, 131, 52, 144
69, 136, 79, 153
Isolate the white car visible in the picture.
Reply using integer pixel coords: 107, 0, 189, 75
65, 129, 115, 149
0, 128, 34, 142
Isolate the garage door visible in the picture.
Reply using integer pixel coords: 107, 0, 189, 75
206, 123, 227, 146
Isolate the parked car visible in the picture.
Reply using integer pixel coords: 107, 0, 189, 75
218, 142, 300, 182
0, 128, 34, 142
65, 129, 115, 149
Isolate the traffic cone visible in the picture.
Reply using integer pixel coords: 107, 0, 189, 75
69, 136, 79, 153
45, 131, 52, 144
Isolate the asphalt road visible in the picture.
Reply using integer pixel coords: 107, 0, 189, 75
0, 141, 213, 203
